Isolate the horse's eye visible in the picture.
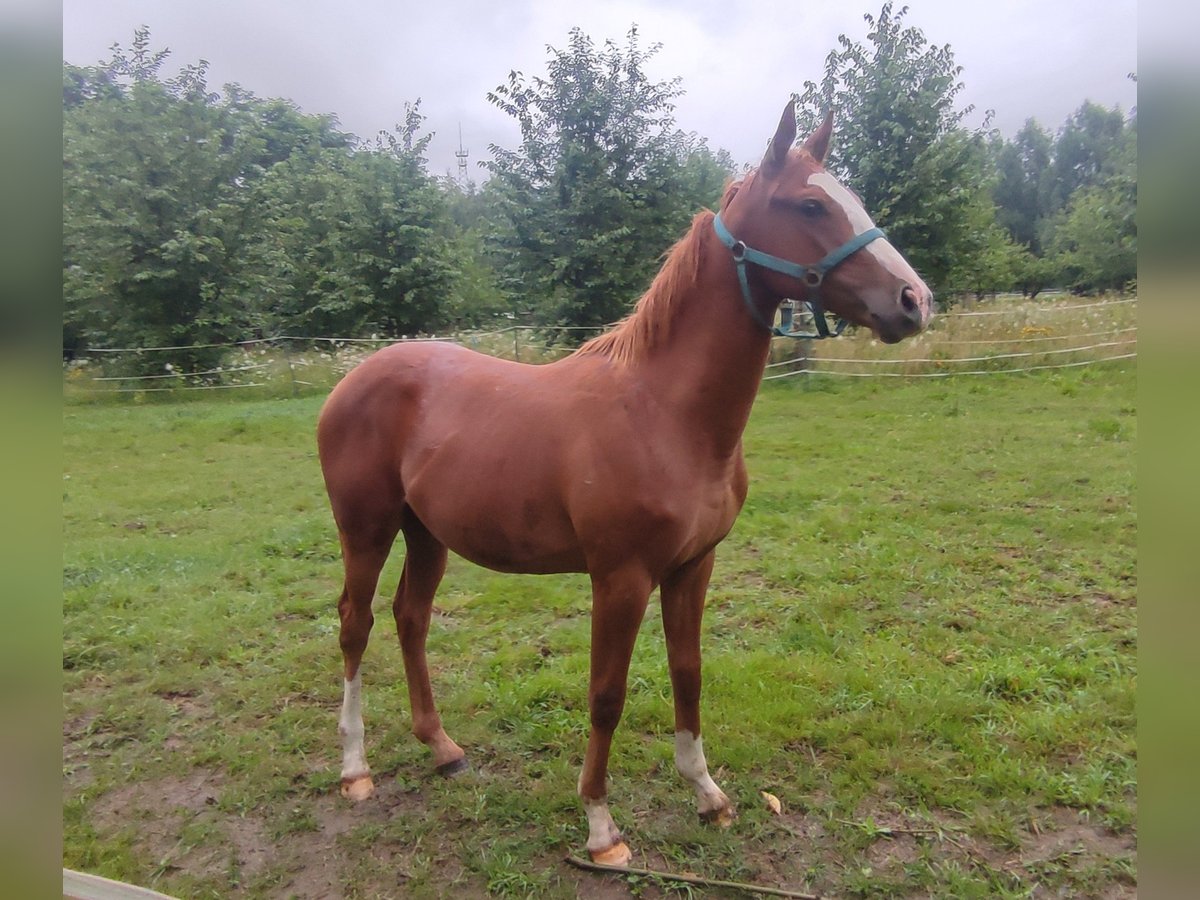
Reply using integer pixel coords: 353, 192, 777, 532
798, 199, 825, 217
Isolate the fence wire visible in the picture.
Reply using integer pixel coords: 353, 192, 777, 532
65, 297, 1137, 393
762, 352, 1137, 381
763, 337, 1137, 370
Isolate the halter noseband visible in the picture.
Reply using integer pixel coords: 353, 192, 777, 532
712, 212, 886, 339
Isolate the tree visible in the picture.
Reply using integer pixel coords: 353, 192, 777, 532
64, 30, 463, 366
1042, 135, 1136, 293
988, 101, 1136, 295
1049, 101, 1129, 210
1009, 248, 1058, 300
794, 3, 1001, 297
1036, 103, 1137, 294
1043, 183, 1136, 294
991, 119, 1054, 253
253, 105, 463, 337
438, 179, 511, 328
63, 43, 277, 371
945, 197, 1024, 301
675, 140, 738, 212
484, 27, 733, 330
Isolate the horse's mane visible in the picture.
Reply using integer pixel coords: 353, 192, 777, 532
575, 207, 723, 366
575, 180, 745, 365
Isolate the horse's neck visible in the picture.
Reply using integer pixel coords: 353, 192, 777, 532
639, 249, 774, 460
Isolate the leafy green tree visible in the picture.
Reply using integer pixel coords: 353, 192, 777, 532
438, 179, 510, 327
1010, 247, 1059, 299
255, 106, 462, 337
675, 140, 738, 212
991, 119, 1054, 253
1037, 104, 1136, 293
63, 29, 359, 367
1043, 142, 1136, 293
484, 27, 733, 330
1049, 101, 1129, 210
63, 50, 274, 371
343, 111, 461, 335
989, 101, 1136, 294
794, 3, 1001, 297
1044, 184, 1136, 294
945, 199, 1024, 301
251, 147, 377, 338
64, 29, 464, 367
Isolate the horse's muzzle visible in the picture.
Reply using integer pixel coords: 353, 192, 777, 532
874, 285, 933, 344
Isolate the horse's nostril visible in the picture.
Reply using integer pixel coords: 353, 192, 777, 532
900, 286, 919, 316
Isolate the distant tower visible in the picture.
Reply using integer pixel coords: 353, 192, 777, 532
455, 125, 469, 184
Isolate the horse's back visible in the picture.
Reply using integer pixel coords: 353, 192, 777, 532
319, 340, 521, 441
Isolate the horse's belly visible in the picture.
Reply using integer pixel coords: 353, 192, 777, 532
432, 515, 587, 574
406, 474, 587, 575
454, 538, 587, 575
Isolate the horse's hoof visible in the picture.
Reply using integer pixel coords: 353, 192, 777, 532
435, 755, 470, 777
700, 804, 736, 828
340, 775, 375, 801
589, 840, 631, 867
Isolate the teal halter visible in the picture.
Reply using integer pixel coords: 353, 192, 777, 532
712, 212, 886, 339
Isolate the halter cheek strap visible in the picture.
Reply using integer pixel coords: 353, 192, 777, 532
712, 212, 886, 339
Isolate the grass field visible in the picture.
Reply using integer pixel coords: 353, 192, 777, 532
62, 363, 1136, 898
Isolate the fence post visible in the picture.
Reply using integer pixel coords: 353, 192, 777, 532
801, 338, 812, 391
286, 340, 299, 399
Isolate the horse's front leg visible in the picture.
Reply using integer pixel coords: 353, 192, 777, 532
578, 566, 653, 866
661, 551, 735, 825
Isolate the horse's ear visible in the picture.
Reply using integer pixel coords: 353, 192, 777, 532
800, 110, 834, 164
764, 100, 797, 171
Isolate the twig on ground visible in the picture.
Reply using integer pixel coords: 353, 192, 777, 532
565, 855, 821, 898
834, 818, 947, 839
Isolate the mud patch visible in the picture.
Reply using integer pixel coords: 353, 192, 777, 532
85, 771, 231, 889
263, 774, 438, 899
838, 803, 1136, 897
91, 770, 222, 823
63, 711, 101, 789
1012, 806, 1136, 896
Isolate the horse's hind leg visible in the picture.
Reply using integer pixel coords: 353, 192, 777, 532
392, 515, 467, 774
336, 527, 398, 802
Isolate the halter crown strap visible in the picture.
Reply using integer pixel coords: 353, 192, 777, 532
712, 212, 885, 339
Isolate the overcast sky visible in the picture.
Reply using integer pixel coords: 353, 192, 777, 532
62, 0, 1137, 178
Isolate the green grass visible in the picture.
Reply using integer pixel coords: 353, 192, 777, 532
63, 364, 1136, 898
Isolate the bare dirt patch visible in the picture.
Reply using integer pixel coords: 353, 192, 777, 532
62, 711, 101, 790
1011, 806, 1136, 897
272, 782, 421, 898
86, 771, 229, 887
834, 803, 1136, 898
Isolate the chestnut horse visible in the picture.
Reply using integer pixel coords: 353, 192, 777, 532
317, 101, 933, 865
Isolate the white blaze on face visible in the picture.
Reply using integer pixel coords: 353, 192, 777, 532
806, 171, 932, 315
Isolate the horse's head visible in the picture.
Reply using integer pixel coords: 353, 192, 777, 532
718, 101, 933, 343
